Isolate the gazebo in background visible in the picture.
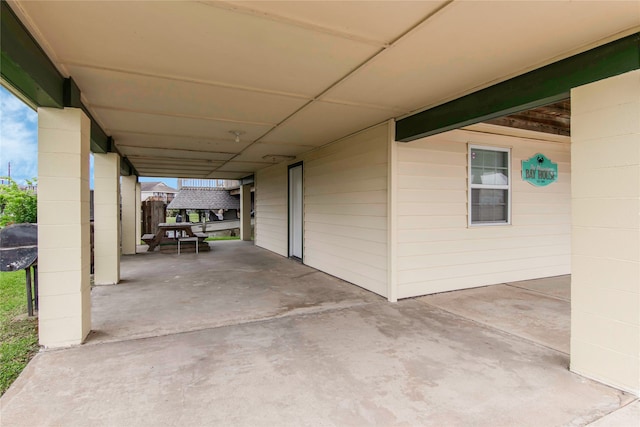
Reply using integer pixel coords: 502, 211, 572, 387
167, 187, 241, 223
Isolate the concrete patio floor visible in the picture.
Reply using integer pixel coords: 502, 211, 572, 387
1, 241, 638, 426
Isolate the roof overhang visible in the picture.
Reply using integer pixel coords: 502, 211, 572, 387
2, 1, 639, 177
396, 33, 640, 142
0, 1, 138, 176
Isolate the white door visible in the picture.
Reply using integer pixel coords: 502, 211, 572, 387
288, 164, 303, 259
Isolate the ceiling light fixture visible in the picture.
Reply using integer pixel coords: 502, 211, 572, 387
229, 130, 245, 143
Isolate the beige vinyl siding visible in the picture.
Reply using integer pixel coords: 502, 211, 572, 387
396, 125, 571, 299
253, 123, 389, 297
302, 124, 389, 297
255, 163, 288, 257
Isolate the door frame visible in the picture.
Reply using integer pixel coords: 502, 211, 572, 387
287, 162, 304, 261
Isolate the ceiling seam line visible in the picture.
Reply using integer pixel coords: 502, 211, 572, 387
319, 98, 409, 114
94, 97, 403, 122
61, 62, 314, 101
116, 145, 237, 155
131, 158, 228, 161
205, 0, 456, 178
312, 0, 456, 102
203, 97, 317, 177
196, 0, 389, 48
111, 130, 317, 148
206, 36, 394, 174
133, 162, 227, 166
90, 105, 277, 127
112, 131, 255, 145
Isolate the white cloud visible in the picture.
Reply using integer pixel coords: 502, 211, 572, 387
0, 86, 38, 183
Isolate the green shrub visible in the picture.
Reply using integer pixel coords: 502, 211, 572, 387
0, 177, 37, 226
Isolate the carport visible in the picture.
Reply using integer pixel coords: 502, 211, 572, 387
1, 0, 639, 398
1, 241, 638, 425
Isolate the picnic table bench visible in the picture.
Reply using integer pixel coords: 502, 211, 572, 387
143, 223, 208, 252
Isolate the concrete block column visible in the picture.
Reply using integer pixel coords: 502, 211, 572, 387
37, 107, 91, 347
121, 175, 137, 255
240, 183, 252, 241
570, 69, 640, 396
93, 153, 120, 284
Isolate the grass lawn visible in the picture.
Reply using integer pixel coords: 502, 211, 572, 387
0, 271, 39, 396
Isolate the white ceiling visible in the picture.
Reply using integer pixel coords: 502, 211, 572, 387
8, 0, 640, 179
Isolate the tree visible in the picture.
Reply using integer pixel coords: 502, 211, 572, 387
0, 178, 37, 226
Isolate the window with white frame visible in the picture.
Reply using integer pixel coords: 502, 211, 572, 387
469, 145, 511, 225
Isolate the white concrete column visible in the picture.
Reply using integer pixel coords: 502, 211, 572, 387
93, 153, 120, 285
121, 175, 137, 255
135, 182, 142, 244
37, 107, 91, 348
570, 69, 640, 396
240, 183, 252, 241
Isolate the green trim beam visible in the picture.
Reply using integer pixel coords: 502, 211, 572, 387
241, 175, 255, 185
1, 0, 63, 107
120, 157, 134, 177
396, 33, 640, 142
0, 0, 136, 176
62, 77, 111, 156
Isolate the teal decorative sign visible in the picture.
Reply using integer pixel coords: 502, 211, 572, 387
522, 154, 558, 186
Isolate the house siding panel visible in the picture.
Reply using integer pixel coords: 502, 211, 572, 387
255, 164, 288, 257
396, 126, 571, 298
303, 124, 389, 297
254, 123, 389, 297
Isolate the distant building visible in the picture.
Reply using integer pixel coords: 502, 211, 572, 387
140, 182, 178, 203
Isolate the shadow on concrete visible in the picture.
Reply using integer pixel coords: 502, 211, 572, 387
1, 243, 637, 426
90, 240, 383, 344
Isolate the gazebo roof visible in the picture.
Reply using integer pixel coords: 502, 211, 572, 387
167, 187, 240, 210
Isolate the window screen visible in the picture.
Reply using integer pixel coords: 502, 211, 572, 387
469, 147, 510, 225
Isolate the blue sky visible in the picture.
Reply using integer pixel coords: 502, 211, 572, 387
0, 86, 38, 183
0, 85, 177, 188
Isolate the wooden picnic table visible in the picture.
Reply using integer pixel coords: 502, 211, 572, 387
142, 223, 205, 251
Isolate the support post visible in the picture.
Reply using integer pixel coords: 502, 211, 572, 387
37, 107, 91, 347
25, 267, 33, 317
386, 119, 398, 302
121, 175, 137, 255
570, 69, 640, 396
135, 182, 141, 246
240, 183, 252, 241
93, 153, 120, 284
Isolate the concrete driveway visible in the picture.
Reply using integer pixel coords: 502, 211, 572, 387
1, 241, 638, 426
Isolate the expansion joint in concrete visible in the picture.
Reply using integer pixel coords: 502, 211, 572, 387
416, 299, 569, 356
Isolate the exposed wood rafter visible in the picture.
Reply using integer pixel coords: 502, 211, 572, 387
486, 100, 571, 136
